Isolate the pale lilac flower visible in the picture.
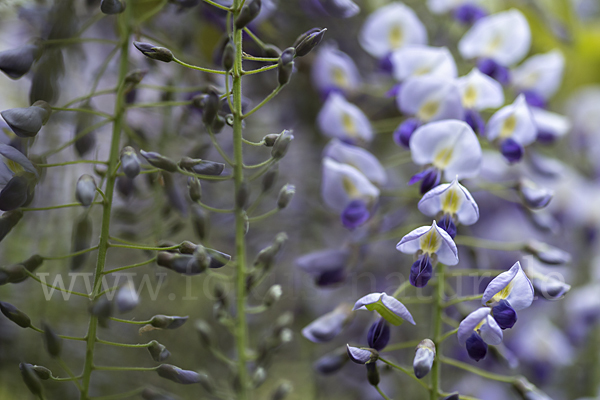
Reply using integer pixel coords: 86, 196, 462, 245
457, 68, 504, 111
359, 2, 427, 59
531, 107, 571, 143
311, 43, 361, 95
317, 93, 373, 143
308, 0, 360, 18
302, 303, 354, 343
511, 50, 565, 103
427, 0, 483, 14
346, 345, 377, 364
352, 292, 415, 326
458, 9, 530, 67
458, 307, 503, 361
296, 248, 350, 286
390, 45, 457, 82
323, 139, 387, 186
398, 77, 464, 123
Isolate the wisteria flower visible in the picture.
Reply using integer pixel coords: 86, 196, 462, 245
482, 261, 534, 329
511, 50, 565, 106
530, 107, 571, 144
307, 0, 360, 18
457, 307, 503, 361
390, 45, 457, 82
0, 144, 38, 211
352, 292, 415, 326
396, 221, 458, 287
323, 139, 387, 186
418, 177, 479, 237
398, 77, 464, 124
302, 303, 354, 343
311, 43, 361, 95
409, 120, 481, 193
486, 94, 537, 163
458, 9, 531, 67
427, 0, 483, 14
296, 248, 350, 286
359, 2, 427, 59
317, 93, 373, 143
457, 68, 504, 133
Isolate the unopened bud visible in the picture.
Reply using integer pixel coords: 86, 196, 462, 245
347, 345, 378, 364
0, 255, 43, 285
271, 130, 294, 159
234, 0, 262, 29
263, 133, 279, 147
187, 177, 202, 202
524, 240, 571, 265
1, 101, 51, 138
294, 28, 327, 57
124, 69, 147, 85
314, 347, 349, 374
101, 0, 126, 14
133, 42, 173, 62
75, 174, 96, 206
262, 165, 278, 192
195, 320, 213, 347
90, 297, 112, 328
70, 214, 93, 271
0, 301, 31, 328
277, 50, 294, 86
263, 285, 282, 307
0, 210, 23, 243
517, 178, 553, 209
121, 146, 141, 179
277, 184, 295, 209
42, 322, 61, 358
413, 339, 436, 379
202, 87, 220, 126
191, 204, 209, 240
211, 115, 226, 133
116, 281, 139, 313
253, 367, 267, 387
150, 315, 189, 330
19, 362, 43, 397
179, 157, 224, 176
156, 364, 201, 384
223, 41, 235, 71
0, 44, 39, 80
25, 364, 51, 380
148, 340, 171, 362
140, 150, 178, 173
271, 381, 293, 400
443, 393, 460, 400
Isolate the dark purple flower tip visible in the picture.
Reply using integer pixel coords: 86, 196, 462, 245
465, 332, 487, 362
408, 168, 441, 194
315, 267, 347, 286
536, 129, 557, 144
386, 83, 403, 99
378, 52, 394, 74
438, 214, 457, 239
477, 58, 510, 85
464, 108, 484, 135
394, 118, 420, 148
453, 3, 487, 25
500, 138, 524, 163
0, 175, 29, 211
409, 255, 433, 288
492, 299, 517, 330
367, 318, 390, 351
341, 199, 370, 230
521, 90, 547, 109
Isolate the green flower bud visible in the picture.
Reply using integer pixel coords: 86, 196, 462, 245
0, 301, 31, 328
156, 364, 201, 384
124, 69, 148, 85
277, 184, 295, 209
234, 0, 262, 29
140, 150, 178, 173
366, 362, 380, 386
150, 315, 189, 330
42, 322, 62, 358
271, 130, 294, 159
197, 371, 215, 394
223, 41, 235, 72
0, 254, 42, 285
262, 165, 279, 193
188, 177, 202, 202
19, 362, 43, 397
0, 210, 23, 243
277, 57, 294, 86
133, 42, 173, 62
293, 28, 327, 57
75, 174, 96, 207
148, 340, 171, 362
70, 214, 93, 271
26, 364, 51, 380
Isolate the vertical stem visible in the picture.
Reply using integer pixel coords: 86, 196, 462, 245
232, 2, 249, 399
430, 264, 445, 400
80, 7, 131, 400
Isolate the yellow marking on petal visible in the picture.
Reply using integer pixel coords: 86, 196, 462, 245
388, 25, 404, 49
474, 318, 486, 332
499, 114, 517, 139
331, 67, 348, 89
414, 66, 432, 76
342, 176, 360, 199
521, 71, 540, 88
417, 100, 440, 121
6, 159, 23, 174
441, 186, 462, 215
491, 280, 514, 304
340, 112, 359, 138
433, 147, 453, 169
462, 84, 478, 108
419, 228, 442, 255
485, 34, 503, 55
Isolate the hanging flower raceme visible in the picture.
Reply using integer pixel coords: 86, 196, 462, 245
352, 292, 416, 326
317, 93, 373, 144
457, 307, 503, 362
321, 157, 379, 229
396, 221, 459, 287
481, 261, 534, 330
359, 2, 427, 64
486, 94, 537, 163
511, 50, 565, 108
418, 177, 479, 238
408, 119, 481, 193
323, 139, 387, 186
456, 68, 505, 134
311, 43, 361, 96
458, 9, 531, 84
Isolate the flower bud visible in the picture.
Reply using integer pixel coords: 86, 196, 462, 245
277, 49, 295, 86
280, 48, 295, 65
140, 150, 178, 173
70, 214, 93, 271
156, 364, 201, 384
262, 165, 278, 192
277, 184, 295, 209
263, 133, 279, 147
413, 339, 436, 379
293, 28, 326, 57
133, 42, 173, 62
141, 388, 177, 400
211, 115, 226, 133
179, 157, 224, 176
513, 376, 553, 400
74, 110, 96, 157
443, 393, 460, 400
236, 181, 249, 209
0, 301, 31, 328
148, 340, 171, 362
19, 362, 43, 397
197, 371, 215, 393
253, 367, 267, 388
116, 281, 139, 313
234, 0, 262, 29
188, 177, 202, 202
271, 381, 293, 400
365, 362, 380, 387
0, 210, 23, 243
1, 101, 51, 138
42, 322, 62, 358
0, 254, 43, 285
367, 318, 390, 351
207, 248, 231, 269
195, 320, 213, 347
120, 146, 141, 179
75, 174, 96, 207
157, 252, 206, 275
0, 175, 29, 211
0, 44, 39, 80
22, 364, 51, 380
524, 240, 571, 265
271, 130, 294, 159
101, 0, 126, 14
313, 347, 349, 374
222, 41, 235, 71
202, 87, 220, 126
90, 297, 113, 328
191, 204, 209, 240
346, 345, 378, 365
517, 178, 553, 209
263, 285, 282, 307
150, 315, 188, 330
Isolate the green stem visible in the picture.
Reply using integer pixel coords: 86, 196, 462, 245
375, 385, 392, 400
21, 202, 102, 212
58, 358, 83, 391
202, 0, 231, 11
242, 85, 283, 118
439, 357, 518, 384
23, 269, 89, 297
80, 9, 132, 399
197, 201, 234, 214
43, 119, 112, 157
378, 357, 429, 391
61, 88, 117, 108
242, 64, 278, 76
96, 339, 152, 348
42, 246, 99, 261
382, 339, 421, 352
109, 243, 181, 251
127, 100, 192, 108
439, 328, 459, 343
173, 57, 227, 75
244, 157, 274, 169
443, 294, 483, 308
243, 27, 266, 49
392, 280, 412, 298
29, 325, 86, 341
50, 107, 112, 119
37, 160, 108, 168
247, 208, 278, 223
102, 257, 157, 274
93, 366, 159, 372
208, 126, 234, 166
431, 264, 445, 400
44, 38, 117, 46
109, 317, 152, 325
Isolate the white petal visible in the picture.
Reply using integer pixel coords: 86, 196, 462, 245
458, 9, 531, 66
396, 225, 432, 255
311, 43, 362, 93
511, 50, 565, 99
455, 181, 480, 225
391, 45, 457, 81
418, 182, 452, 217
458, 307, 490, 345
486, 94, 537, 145
418, 178, 479, 225
317, 93, 373, 142
352, 292, 384, 310
457, 68, 505, 110
504, 264, 534, 310
483, 261, 534, 310
321, 157, 380, 212
399, 77, 464, 122
531, 107, 571, 139
431, 221, 459, 265
359, 2, 427, 59
323, 139, 387, 185
479, 315, 503, 345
